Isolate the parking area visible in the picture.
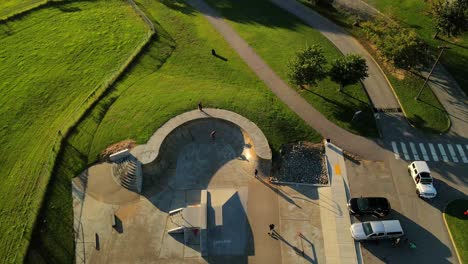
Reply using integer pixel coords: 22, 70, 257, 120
345, 157, 467, 264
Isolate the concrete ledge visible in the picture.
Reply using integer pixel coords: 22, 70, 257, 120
131, 108, 272, 166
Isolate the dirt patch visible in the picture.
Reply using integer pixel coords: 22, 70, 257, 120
100, 139, 137, 160
273, 142, 328, 185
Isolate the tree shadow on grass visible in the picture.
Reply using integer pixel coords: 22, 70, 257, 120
196, 0, 303, 30
160, 0, 196, 16
444, 199, 468, 220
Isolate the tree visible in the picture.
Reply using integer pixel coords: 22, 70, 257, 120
329, 54, 368, 91
288, 45, 327, 88
431, 0, 468, 38
380, 30, 430, 69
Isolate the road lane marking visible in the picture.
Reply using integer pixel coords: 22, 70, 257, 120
457, 144, 468, 163
409, 142, 419, 160
447, 144, 459, 163
400, 142, 410, 160
334, 164, 341, 175
419, 143, 430, 161
391, 141, 400, 160
429, 143, 438, 161
438, 144, 449, 162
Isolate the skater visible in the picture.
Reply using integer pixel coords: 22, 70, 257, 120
268, 224, 275, 236
198, 101, 203, 111
210, 130, 216, 140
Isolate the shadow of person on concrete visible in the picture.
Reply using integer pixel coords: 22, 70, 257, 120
271, 231, 316, 263
359, 209, 454, 264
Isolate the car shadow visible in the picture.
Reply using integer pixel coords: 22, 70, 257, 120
358, 210, 454, 264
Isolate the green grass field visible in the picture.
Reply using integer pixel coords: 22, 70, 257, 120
298, 0, 450, 133
0, 0, 45, 19
25, 0, 321, 262
0, 1, 149, 262
444, 199, 468, 263
206, 0, 378, 138
363, 0, 468, 96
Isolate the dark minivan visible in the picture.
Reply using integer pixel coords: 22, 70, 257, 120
348, 197, 391, 218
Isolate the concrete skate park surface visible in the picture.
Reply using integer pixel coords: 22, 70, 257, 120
73, 109, 326, 263
73, 109, 266, 262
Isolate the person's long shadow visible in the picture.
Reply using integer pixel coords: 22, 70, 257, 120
256, 176, 302, 209
270, 231, 316, 263
212, 52, 228, 61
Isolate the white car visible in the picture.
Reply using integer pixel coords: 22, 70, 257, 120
350, 220, 404, 241
408, 161, 437, 199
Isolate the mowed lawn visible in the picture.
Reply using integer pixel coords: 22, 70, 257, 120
0, 1, 148, 262
363, 0, 468, 96
205, 0, 378, 137
26, 0, 321, 262
444, 199, 468, 263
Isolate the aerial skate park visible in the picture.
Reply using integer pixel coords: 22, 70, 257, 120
72, 109, 273, 263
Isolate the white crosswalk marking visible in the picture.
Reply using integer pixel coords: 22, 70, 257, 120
419, 143, 429, 161
438, 144, 449, 162
391, 141, 400, 160
409, 142, 419, 160
447, 144, 459, 163
400, 142, 410, 160
429, 143, 438, 161
457, 144, 468, 163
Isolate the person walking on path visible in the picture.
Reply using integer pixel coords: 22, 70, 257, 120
254, 169, 258, 178
210, 130, 216, 140
198, 101, 203, 111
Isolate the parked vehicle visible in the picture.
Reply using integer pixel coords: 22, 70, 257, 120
348, 197, 391, 217
408, 161, 437, 199
350, 220, 404, 241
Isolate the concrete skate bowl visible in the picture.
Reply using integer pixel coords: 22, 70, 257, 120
130, 109, 272, 194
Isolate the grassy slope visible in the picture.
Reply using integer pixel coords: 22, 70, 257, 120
26, 0, 321, 262
0, 0, 44, 19
298, 0, 450, 133
364, 0, 468, 96
205, 0, 378, 138
444, 199, 468, 263
0, 1, 148, 262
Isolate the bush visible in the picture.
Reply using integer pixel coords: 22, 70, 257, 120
362, 19, 430, 69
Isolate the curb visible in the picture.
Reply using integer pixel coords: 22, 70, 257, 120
442, 203, 463, 264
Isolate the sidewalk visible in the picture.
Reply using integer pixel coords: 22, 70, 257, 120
186, 0, 385, 161
270, 0, 399, 110
313, 0, 468, 138
321, 141, 361, 264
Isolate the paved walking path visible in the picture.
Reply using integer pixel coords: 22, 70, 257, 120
270, 0, 399, 110
187, 0, 385, 161
423, 65, 468, 138
321, 142, 360, 264
326, 0, 468, 138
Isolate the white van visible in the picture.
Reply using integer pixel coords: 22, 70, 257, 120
350, 220, 404, 241
408, 161, 437, 199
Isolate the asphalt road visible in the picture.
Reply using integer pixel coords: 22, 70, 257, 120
346, 156, 467, 264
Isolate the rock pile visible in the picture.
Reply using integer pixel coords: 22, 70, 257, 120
277, 142, 329, 185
